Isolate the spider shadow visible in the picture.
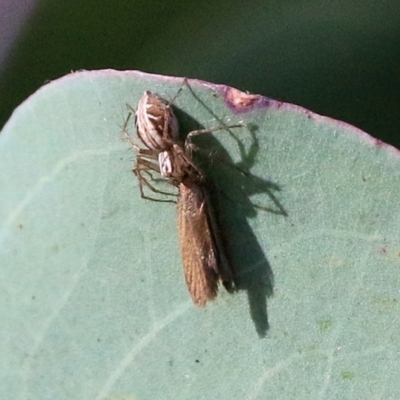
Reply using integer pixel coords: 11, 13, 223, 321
175, 104, 287, 338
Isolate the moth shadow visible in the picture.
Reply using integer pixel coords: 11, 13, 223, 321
176, 106, 286, 338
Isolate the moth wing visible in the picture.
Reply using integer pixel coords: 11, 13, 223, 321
178, 182, 219, 307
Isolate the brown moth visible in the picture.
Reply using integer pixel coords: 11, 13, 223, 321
123, 84, 241, 306
159, 148, 235, 306
177, 180, 220, 305
177, 177, 235, 306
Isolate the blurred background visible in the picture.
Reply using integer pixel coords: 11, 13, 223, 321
0, 0, 399, 148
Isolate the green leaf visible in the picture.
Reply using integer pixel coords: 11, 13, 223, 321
1, 70, 399, 399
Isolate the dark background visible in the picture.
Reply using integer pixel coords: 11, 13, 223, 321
1, 0, 399, 148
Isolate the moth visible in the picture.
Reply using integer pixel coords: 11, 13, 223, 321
124, 85, 242, 306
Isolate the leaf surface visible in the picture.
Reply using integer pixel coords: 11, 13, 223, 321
1, 70, 399, 399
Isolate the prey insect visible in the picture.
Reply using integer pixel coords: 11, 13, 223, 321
123, 84, 242, 306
